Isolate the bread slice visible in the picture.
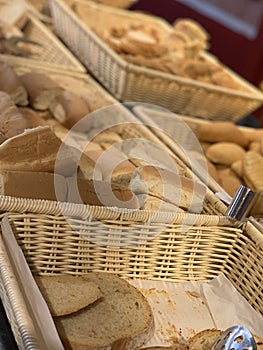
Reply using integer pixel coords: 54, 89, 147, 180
54, 272, 154, 350
0, 126, 77, 176
188, 329, 222, 350
0, 170, 67, 202
189, 328, 263, 350
34, 275, 102, 316
66, 177, 140, 209
129, 165, 206, 213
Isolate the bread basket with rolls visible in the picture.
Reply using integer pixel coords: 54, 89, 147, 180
49, 0, 263, 121
0, 57, 262, 349
0, 0, 85, 71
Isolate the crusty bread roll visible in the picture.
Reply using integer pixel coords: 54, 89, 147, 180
0, 91, 31, 139
0, 61, 28, 106
66, 177, 140, 209
54, 272, 154, 350
0, 170, 67, 202
129, 165, 206, 213
0, 126, 77, 176
217, 167, 243, 197
34, 275, 102, 317
197, 121, 249, 148
173, 18, 210, 43
19, 72, 64, 110
242, 151, 263, 191
49, 90, 91, 129
205, 142, 246, 165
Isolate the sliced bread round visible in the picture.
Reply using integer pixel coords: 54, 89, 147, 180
34, 274, 102, 316
54, 272, 154, 350
188, 329, 222, 350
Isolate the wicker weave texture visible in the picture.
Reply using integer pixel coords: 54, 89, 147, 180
1, 10, 85, 71
49, 0, 263, 121
0, 198, 262, 349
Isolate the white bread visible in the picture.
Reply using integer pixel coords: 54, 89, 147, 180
129, 165, 206, 213
0, 91, 31, 139
84, 147, 136, 184
19, 72, 64, 110
49, 90, 91, 129
189, 329, 263, 350
0, 126, 77, 176
0, 170, 67, 202
137, 193, 184, 213
0, 61, 28, 106
66, 177, 140, 209
34, 275, 102, 316
78, 152, 103, 181
54, 272, 154, 350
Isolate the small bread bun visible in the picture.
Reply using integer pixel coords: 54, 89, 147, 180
0, 61, 28, 106
49, 90, 91, 129
197, 121, 249, 148
0, 91, 31, 139
20, 72, 64, 110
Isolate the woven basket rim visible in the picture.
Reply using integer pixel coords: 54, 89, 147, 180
52, 0, 263, 101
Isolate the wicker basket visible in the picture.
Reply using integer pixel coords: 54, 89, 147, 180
49, 0, 263, 121
0, 197, 262, 349
0, 10, 85, 72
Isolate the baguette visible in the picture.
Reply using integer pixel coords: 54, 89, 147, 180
54, 272, 154, 350
188, 329, 222, 350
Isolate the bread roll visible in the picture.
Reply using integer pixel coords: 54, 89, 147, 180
206, 142, 246, 165
217, 168, 243, 197
54, 272, 154, 350
0, 170, 67, 202
0, 91, 31, 139
129, 165, 206, 213
19, 72, 64, 110
242, 151, 263, 191
0, 126, 77, 176
0, 61, 28, 106
34, 275, 102, 316
49, 90, 91, 129
197, 122, 249, 148
66, 177, 140, 209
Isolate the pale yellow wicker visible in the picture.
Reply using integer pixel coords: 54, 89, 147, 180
49, 0, 263, 121
1, 11, 85, 72
0, 196, 262, 350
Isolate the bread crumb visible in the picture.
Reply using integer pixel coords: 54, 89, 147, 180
185, 290, 201, 298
